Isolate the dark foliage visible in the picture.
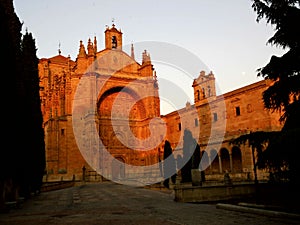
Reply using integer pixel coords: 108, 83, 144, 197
252, 0, 300, 127
0, 0, 45, 208
180, 129, 197, 183
163, 140, 176, 188
230, 1, 300, 184
191, 142, 201, 170
0, 0, 22, 177
19, 31, 46, 197
230, 131, 280, 169
252, 0, 300, 179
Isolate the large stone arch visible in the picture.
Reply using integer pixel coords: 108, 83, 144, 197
97, 86, 147, 144
96, 86, 151, 167
97, 86, 147, 120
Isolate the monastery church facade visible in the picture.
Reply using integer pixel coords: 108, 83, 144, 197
38, 24, 282, 183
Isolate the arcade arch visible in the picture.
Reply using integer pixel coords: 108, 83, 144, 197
199, 146, 243, 175
232, 146, 242, 172
220, 148, 230, 173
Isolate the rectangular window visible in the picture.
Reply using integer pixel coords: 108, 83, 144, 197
235, 106, 241, 116
61, 129, 65, 135
213, 113, 218, 122
178, 123, 181, 131
194, 118, 198, 127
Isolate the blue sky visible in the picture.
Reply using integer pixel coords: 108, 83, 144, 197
14, 0, 287, 114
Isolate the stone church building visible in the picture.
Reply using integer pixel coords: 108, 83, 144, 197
38, 24, 282, 183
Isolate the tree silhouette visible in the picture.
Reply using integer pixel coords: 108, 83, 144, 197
252, 0, 300, 129
0, 0, 23, 209
231, 1, 300, 184
191, 141, 200, 170
252, 0, 300, 183
0, 0, 45, 209
181, 129, 197, 183
163, 140, 176, 188
19, 30, 46, 197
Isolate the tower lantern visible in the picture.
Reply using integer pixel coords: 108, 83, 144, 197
105, 23, 123, 50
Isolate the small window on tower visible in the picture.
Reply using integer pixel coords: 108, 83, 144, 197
112, 36, 117, 49
202, 87, 206, 98
208, 85, 211, 97
194, 118, 199, 127
178, 123, 181, 131
213, 113, 218, 122
235, 106, 241, 116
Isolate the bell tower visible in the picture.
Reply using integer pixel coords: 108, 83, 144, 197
105, 24, 123, 50
193, 71, 216, 106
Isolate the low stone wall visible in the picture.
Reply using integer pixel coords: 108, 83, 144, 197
43, 174, 79, 182
174, 183, 256, 203
41, 181, 76, 192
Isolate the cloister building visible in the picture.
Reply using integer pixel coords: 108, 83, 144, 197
162, 71, 282, 181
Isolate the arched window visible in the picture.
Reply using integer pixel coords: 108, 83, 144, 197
202, 87, 206, 98
112, 36, 117, 48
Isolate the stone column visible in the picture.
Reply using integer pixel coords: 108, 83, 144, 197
229, 153, 233, 172
82, 165, 86, 181
218, 155, 222, 173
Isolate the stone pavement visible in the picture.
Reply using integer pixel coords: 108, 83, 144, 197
0, 181, 299, 225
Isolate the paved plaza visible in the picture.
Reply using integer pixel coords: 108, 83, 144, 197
0, 181, 299, 225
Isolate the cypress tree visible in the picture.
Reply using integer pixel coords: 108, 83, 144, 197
20, 31, 45, 197
0, 0, 45, 209
181, 129, 197, 183
0, 0, 23, 208
163, 140, 176, 188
